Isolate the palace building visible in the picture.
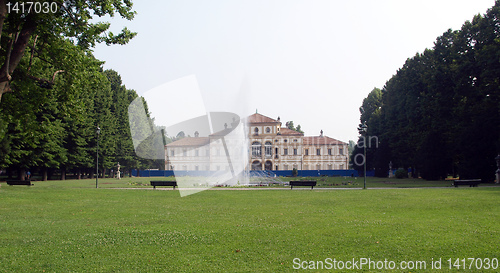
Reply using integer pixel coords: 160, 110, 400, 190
165, 112, 349, 171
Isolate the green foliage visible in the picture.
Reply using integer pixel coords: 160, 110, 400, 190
395, 168, 407, 179
0, 1, 163, 178
0, 0, 138, 102
286, 121, 304, 134
291, 168, 298, 177
356, 1, 500, 181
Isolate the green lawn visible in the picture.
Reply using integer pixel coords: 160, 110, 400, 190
0, 180, 499, 272
0, 175, 474, 189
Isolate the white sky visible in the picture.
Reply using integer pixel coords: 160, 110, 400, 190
92, 0, 496, 143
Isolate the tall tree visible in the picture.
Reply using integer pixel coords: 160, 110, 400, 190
355, 1, 500, 181
0, 0, 136, 102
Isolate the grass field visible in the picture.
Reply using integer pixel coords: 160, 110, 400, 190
0, 179, 499, 272
0, 175, 474, 189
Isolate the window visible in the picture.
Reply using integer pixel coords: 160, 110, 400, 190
195, 149, 199, 156
284, 164, 288, 170
266, 127, 271, 133
183, 149, 187, 157
265, 141, 272, 157
305, 149, 309, 155
252, 142, 261, 157
195, 165, 199, 171
328, 148, 332, 155
339, 148, 344, 155
317, 149, 321, 156
170, 150, 175, 157
316, 164, 321, 170
293, 139, 297, 142
284, 148, 288, 155
284, 139, 288, 142
293, 148, 297, 155
254, 127, 259, 135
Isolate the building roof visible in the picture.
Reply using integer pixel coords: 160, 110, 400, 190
279, 127, 304, 136
247, 113, 280, 124
209, 128, 232, 137
165, 137, 210, 147
303, 136, 347, 145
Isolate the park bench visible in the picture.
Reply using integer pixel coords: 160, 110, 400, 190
150, 181, 177, 189
290, 180, 316, 190
6, 180, 33, 186
452, 179, 481, 187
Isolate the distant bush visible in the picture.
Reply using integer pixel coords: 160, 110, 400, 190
292, 168, 298, 177
395, 168, 407, 179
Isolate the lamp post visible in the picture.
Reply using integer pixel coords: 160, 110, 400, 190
96, 126, 100, 188
495, 154, 500, 184
360, 123, 368, 189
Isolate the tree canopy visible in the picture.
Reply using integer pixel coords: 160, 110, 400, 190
0, 0, 137, 101
0, 0, 160, 180
352, 1, 500, 181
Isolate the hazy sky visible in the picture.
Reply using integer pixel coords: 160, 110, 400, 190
93, 0, 495, 143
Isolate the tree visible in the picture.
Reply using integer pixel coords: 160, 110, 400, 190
286, 121, 304, 134
354, 1, 500, 181
0, 0, 137, 102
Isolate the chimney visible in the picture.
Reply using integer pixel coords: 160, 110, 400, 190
194, 131, 199, 137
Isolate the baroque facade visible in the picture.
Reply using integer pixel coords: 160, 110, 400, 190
165, 113, 349, 171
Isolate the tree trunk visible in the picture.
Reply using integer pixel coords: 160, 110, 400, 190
0, 13, 37, 102
77, 169, 81, 180
42, 169, 48, 181
18, 169, 26, 180
60, 168, 66, 180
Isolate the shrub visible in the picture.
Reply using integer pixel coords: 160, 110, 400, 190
292, 168, 298, 177
395, 168, 407, 179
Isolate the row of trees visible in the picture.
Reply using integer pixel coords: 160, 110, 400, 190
352, 1, 500, 181
0, 1, 160, 180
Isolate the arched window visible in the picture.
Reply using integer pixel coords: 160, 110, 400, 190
252, 142, 261, 157
252, 160, 262, 170
254, 127, 259, 135
265, 141, 272, 157
265, 160, 272, 170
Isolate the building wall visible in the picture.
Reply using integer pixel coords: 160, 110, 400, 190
165, 118, 349, 171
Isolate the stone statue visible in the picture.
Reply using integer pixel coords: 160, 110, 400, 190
116, 163, 121, 180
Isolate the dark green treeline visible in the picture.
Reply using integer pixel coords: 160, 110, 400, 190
0, 46, 159, 180
353, 1, 500, 181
